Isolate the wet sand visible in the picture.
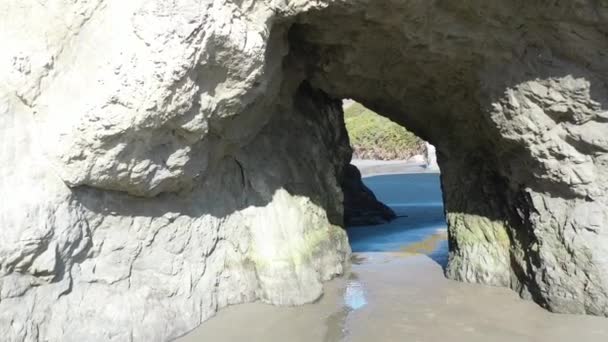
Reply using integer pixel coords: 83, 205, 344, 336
177, 251, 608, 342
176, 172, 608, 342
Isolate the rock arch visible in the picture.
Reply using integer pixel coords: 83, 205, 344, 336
1, 0, 607, 340
286, 2, 608, 315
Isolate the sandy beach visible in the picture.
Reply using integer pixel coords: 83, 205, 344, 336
176, 165, 608, 342
177, 253, 608, 342
351, 159, 435, 177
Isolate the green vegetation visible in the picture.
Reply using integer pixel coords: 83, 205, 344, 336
344, 101, 425, 160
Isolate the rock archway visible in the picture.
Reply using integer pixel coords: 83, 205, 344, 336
286, 2, 608, 315
1, 0, 607, 341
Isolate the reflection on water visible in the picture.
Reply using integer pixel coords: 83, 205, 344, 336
323, 270, 368, 341
323, 280, 368, 342
346, 173, 448, 268
344, 280, 367, 310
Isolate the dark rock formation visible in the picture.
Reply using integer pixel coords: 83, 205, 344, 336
342, 164, 397, 226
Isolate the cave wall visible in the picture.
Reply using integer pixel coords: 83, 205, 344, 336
1, 0, 608, 340
1, 2, 352, 340
290, 0, 608, 315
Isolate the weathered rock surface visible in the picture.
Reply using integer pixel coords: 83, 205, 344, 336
1, 0, 608, 341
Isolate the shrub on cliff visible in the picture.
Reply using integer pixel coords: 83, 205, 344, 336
344, 102, 425, 160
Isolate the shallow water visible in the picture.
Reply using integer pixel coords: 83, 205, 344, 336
347, 173, 448, 267
177, 173, 608, 342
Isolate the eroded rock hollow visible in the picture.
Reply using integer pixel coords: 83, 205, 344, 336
1, 0, 608, 340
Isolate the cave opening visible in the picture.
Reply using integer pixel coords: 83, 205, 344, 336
281, 7, 486, 286
338, 100, 448, 267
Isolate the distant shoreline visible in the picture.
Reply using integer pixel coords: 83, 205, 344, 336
351, 159, 440, 178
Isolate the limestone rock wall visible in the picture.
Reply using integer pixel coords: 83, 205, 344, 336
2, 0, 608, 341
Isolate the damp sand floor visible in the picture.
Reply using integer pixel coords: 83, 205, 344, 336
177, 173, 608, 342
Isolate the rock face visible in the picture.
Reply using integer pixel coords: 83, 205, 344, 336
342, 164, 397, 226
425, 143, 439, 171
1, 0, 608, 340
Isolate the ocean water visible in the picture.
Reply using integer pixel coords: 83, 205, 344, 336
347, 173, 448, 267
